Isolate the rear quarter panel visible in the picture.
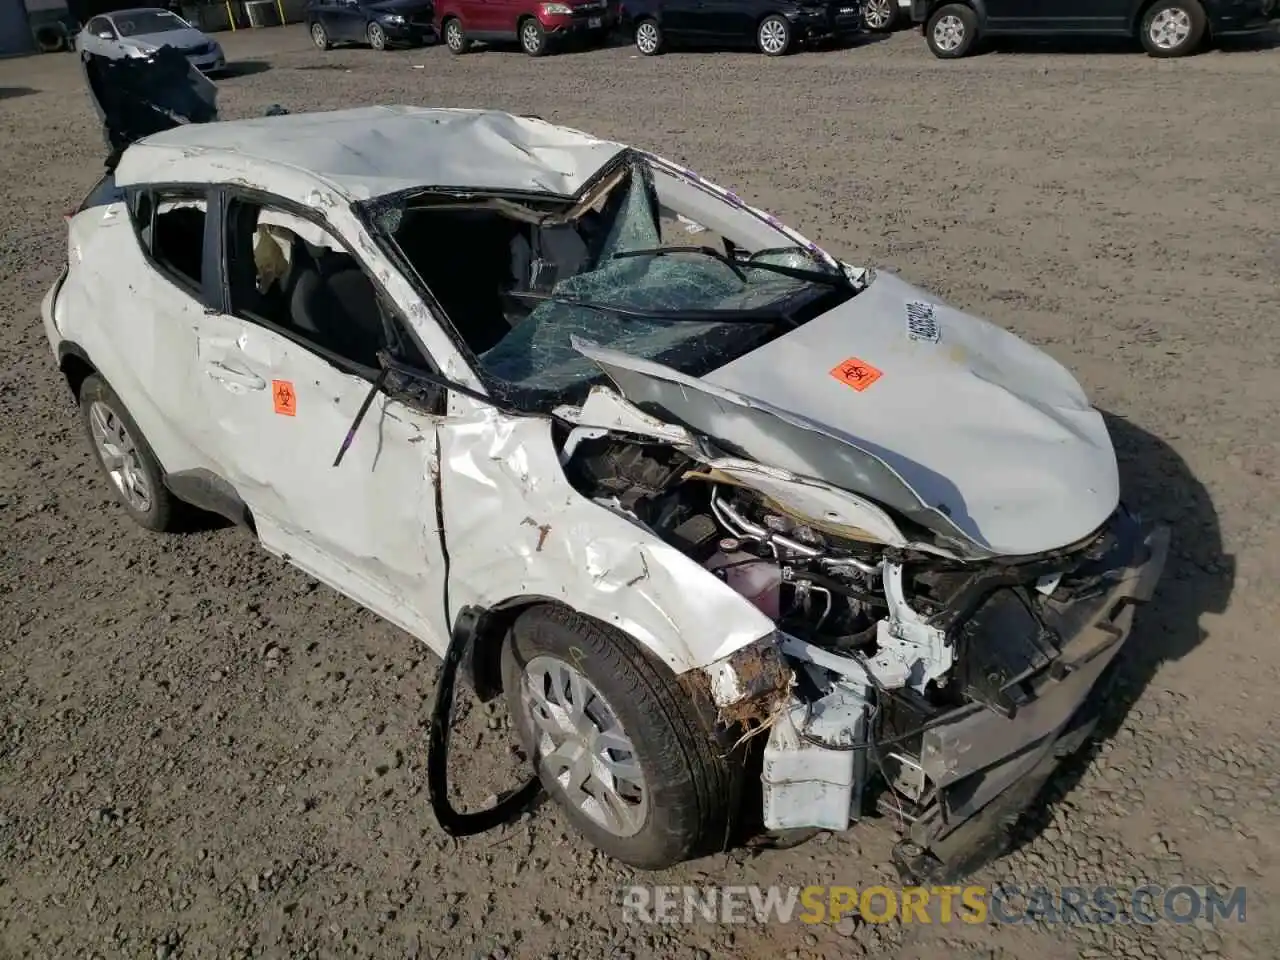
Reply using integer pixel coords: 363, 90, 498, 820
58, 201, 213, 481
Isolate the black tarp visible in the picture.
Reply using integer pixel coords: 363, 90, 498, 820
80, 45, 219, 166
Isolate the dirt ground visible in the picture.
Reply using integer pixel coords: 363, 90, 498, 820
2, 21, 1279, 960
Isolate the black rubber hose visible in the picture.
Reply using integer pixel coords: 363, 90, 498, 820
424, 626, 542, 836
423, 435, 541, 836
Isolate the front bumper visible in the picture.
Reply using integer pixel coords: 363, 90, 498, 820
1210, 0, 1279, 36
380, 19, 436, 43
791, 6, 864, 39
544, 11, 617, 38
41, 265, 69, 365
895, 517, 1170, 882
188, 52, 225, 73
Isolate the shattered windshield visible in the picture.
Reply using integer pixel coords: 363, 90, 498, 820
115, 11, 187, 35
373, 155, 856, 410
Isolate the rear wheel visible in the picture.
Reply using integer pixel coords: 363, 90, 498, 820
443, 16, 470, 53
634, 17, 663, 54
310, 21, 332, 50
862, 0, 899, 30
500, 605, 738, 869
367, 20, 388, 49
1138, 0, 1206, 57
926, 3, 979, 58
78, 374, 182, 533
520, 16, 549, 55
757, 13, 792, 55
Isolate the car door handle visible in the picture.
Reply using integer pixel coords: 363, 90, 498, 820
204, 361, 266, 391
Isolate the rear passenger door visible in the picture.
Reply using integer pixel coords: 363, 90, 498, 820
194, 189, 450, 646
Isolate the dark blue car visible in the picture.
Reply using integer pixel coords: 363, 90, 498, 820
305, 0, 436, 50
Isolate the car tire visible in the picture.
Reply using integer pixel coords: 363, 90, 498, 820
634, 17, 663, 55
443, 17, 470, 53
310, 21, 332, 50
500, 604, 738, 870
78, 374, 182, 534
862, 0, 899, 31
519, 16, 548, 55
367, 21, 388, 50
756, 13, 792, 55
1138, 0, 1206, 57
926, 3, 979, 58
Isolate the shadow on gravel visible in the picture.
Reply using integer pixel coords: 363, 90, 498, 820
1007, 411, 1236, 855
0, 86, 37, 100
983, 27, 1278, 56
645, 31, 890, 55
219, 60, 273, 78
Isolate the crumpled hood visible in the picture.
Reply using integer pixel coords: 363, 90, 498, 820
577, 270, 1119, 558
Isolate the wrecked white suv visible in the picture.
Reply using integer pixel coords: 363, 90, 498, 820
46, 50, 1168, 880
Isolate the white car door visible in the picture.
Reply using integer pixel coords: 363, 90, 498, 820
192, 193, 450, 648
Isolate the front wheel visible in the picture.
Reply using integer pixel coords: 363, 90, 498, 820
1139, 0, 1206, 57
367, 21, 388, 50
500, 605, 738, 869
310, 21, 332, 50
926, 3, 979, 58
520, 17, 548, 55
862, 0, 899, 31
634, 17, 663, 55
757, 14, 792, 55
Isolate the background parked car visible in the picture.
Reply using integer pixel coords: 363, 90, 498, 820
436, 0, 616, 55
76, 8, 225, 74
306, 0, 436, 51
621, 0, 863, 55
910, 0, 1280, 59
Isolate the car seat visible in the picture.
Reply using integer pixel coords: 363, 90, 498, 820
288, 251, 385, 369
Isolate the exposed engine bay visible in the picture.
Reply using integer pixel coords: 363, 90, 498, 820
562, 433, 1161, 874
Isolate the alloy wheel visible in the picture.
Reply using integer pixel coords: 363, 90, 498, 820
863, 0, 894, 29
521, 20, 544, 54
88, 400, 152, 514
445, 20, 464, 50
758, 17, 789, 54
1148, 7, 1191, 50
635, 21, 660, 54
932, 14, 965, 52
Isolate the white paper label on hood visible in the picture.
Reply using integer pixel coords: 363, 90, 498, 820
906, 301, 940, 343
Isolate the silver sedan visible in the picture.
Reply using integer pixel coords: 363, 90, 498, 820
76, 8, 227, 74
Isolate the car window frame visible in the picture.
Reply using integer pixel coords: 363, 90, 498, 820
123, 183, 219, 306
211, 185, 446, 396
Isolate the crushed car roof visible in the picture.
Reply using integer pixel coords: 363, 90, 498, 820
113, 106, 628, 201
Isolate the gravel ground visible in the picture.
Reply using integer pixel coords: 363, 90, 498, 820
2, 23, 1280, 960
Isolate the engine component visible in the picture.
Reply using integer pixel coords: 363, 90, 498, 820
761, 679, 870, 831
863, 561, 952, 693
704, 544, 783, 619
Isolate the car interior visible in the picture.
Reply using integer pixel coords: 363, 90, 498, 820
224, 201, 387, 369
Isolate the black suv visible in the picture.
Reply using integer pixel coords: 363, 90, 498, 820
910, 0, 1278, 58
621, 0, 863, 56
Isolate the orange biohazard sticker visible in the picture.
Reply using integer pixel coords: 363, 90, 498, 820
829, 357, 883, 392
272, 380, 296, 416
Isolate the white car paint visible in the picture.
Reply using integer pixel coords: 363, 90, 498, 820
44, 105, 1121, 691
